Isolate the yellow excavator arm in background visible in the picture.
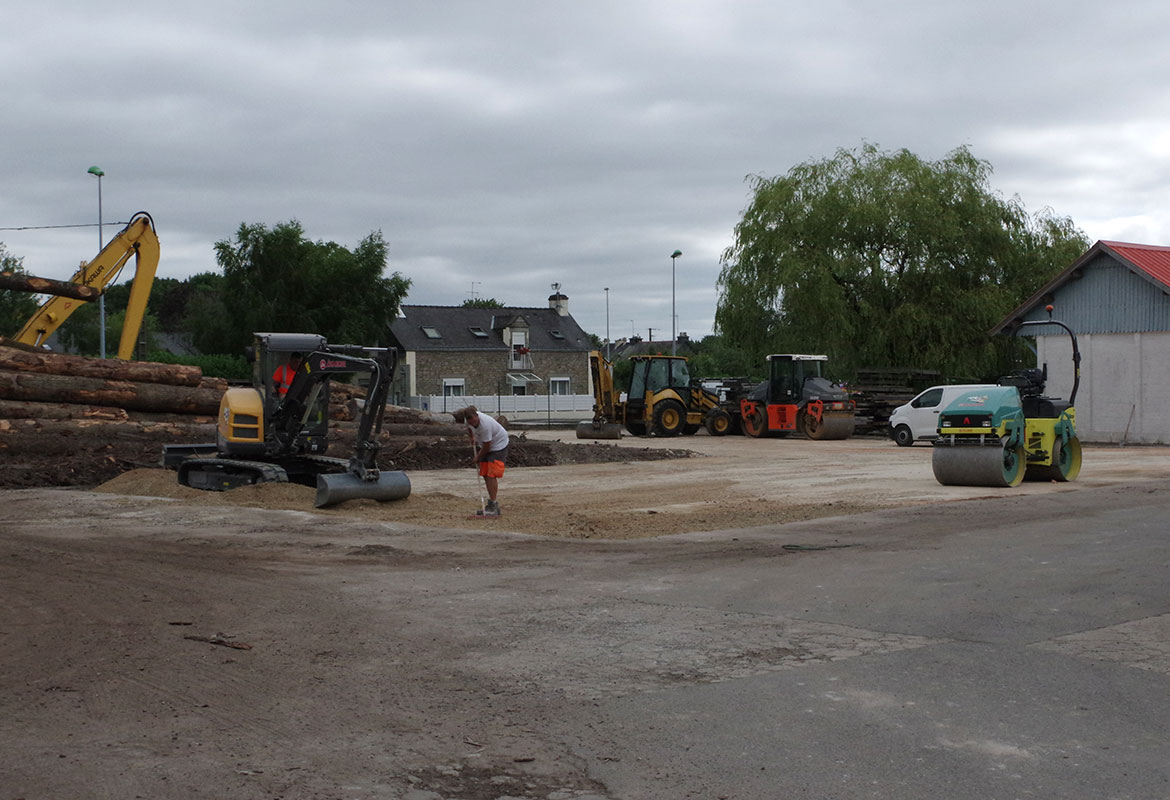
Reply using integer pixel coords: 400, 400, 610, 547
13, 211, 159, 360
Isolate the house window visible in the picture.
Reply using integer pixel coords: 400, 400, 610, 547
422, 326, 442, 339
511, 331, 529, 366
443, 378, 465, 397
469, 326, 488, 338
549, 377, 571, 395
507, 372, 541, 396
550, 330, 564, 340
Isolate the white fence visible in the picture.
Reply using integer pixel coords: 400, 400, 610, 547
406, 393, 596, 421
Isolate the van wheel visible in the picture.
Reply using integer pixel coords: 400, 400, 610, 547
892, 425, 914, 447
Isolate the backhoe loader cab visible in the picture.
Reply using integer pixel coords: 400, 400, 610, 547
740, 354, 856, 439
625, 355, 692, 434
576, 351, 734, 439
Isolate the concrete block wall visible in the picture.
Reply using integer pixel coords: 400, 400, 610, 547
1039, 331, 1170, 444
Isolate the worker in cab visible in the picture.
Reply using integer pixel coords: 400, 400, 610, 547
272, 352, 303, 397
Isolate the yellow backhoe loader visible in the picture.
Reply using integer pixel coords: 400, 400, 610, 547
577, 350, 734, 439
10, 211, 159, 360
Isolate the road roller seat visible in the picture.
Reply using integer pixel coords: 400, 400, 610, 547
998, 368, 1046, 396
1021, 395, 1072, 419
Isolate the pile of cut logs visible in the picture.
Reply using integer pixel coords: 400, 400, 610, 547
0, 344, 465, 446
0, 346, 223, 441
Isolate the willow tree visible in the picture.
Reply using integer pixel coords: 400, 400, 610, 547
715, 144, 1088, 380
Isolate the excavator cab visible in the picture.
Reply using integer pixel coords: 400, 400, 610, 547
254, 333, 330, 444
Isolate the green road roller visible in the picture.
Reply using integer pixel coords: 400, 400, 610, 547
932, 308, 1082, 487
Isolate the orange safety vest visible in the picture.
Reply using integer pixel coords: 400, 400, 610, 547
273, 364, 297, 396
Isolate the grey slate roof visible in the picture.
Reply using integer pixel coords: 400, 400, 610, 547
389, 305, 592, 352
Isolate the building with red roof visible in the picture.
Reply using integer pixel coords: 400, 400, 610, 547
992, 240, 1170, 444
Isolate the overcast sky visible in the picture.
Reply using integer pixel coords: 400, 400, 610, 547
4, 1, 1169, 343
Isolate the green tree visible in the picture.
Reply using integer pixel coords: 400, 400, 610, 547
686, 334, 761, 380
0, 244, 40, 336
55, 302, 161, 357
716, 144, 1088, 380
461, 297, 505, 308
215, 221, 411, 352
175, 272, 235, 355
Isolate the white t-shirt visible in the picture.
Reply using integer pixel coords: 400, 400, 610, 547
471, 413, 509, 452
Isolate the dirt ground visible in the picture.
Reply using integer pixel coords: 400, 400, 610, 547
4, 428, 1170, 799
82, 428, 1170, 539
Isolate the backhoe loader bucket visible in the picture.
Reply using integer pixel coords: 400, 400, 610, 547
315, 469, 411, 508
576, 420, 623, 440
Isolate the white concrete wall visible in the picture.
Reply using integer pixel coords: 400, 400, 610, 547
1038, 331, 1170, 444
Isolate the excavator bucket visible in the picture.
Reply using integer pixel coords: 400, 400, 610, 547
315, 470, 411, 508
576, 420, 622, 440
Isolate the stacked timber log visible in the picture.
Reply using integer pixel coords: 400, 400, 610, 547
0, 344, 464, 453
0, 347, 223, 444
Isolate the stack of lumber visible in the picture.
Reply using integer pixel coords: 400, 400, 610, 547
0, 347, 223, 441
0, 345, 465, 442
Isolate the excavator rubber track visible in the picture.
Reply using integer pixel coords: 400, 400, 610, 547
176, 458, 290, 491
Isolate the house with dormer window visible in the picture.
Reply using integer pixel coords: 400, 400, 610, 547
387, 288, 594, 410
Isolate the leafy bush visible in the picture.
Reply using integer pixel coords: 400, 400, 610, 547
146, 350, 251, 381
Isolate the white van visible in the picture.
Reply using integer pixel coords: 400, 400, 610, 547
888, 384, 997, 446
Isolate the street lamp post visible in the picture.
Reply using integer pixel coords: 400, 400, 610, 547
604, 287, 610, 361
87, 165, 106, 359
670, 250, 682, 355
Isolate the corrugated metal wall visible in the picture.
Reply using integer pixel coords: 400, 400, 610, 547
1020, 253, 1170, 333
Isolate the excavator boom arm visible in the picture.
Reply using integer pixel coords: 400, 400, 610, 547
273, 346, 397, 477
13, 212, 159, 359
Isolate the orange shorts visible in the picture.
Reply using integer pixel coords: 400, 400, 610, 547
478, 459, 506, 479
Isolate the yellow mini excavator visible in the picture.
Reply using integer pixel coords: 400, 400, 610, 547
11, 211, 159, 360
577, 350, 734, 439
163, 332, 410, 507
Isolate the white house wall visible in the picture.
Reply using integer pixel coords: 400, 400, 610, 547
1038, 331, 1170, 444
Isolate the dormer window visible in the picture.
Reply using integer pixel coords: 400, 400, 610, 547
422, 326, 441, 339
